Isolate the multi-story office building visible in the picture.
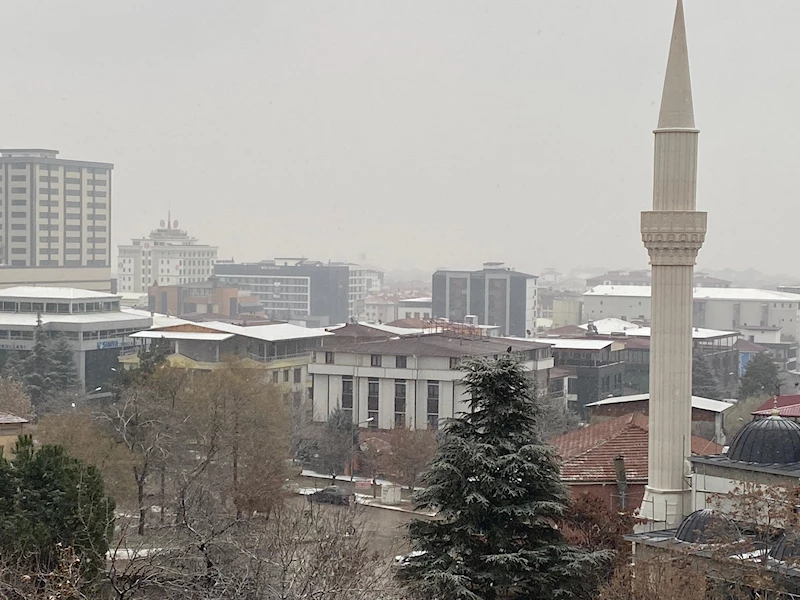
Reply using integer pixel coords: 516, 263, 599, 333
0, 286, 151, 393
432, 262, 538, 337
309, 334, 553, 430
214, 259, 350, 325
117, 219, 219, 293
0, 149, 113, 291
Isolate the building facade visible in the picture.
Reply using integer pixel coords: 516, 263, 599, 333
309, 334, 553, 430
432, 262, 537, 337
117, 219, 219, 293
584, 285, 800, 342
214, 259, 351, 324
0, 286, 151, 392
0, 149, 114, 291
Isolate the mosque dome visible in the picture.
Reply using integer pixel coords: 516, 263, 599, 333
770, 533, 800, 562
726, 416, 800, 464
675, 509, 740, 544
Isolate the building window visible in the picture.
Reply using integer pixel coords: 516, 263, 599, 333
394, 379, 406, 428
293, 368, 301, 384
10, 187, 26, 194
342, 377, 354, 421
395, 355, 407, 369
370, 354, 382, 367
368, 377, 379, 427
325, 351, 334, 364
449, 357, 461, 369
567, 378, 577, 395
427, 380, 440, 430
283, 369, 289, 383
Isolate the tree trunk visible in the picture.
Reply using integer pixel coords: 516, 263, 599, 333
159, 466, 165, 525
137, 476, 146, 536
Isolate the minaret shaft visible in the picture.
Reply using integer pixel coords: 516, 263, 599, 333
638, 0, 706, 529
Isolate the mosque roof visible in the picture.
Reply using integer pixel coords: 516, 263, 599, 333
726, 416, 800, 464
675, 509, 740, 545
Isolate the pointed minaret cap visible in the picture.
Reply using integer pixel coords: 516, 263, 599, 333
657, 0, 695, 129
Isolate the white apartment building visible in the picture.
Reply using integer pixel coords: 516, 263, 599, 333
584, 285, 800, 341
309, 334, 554, 430
342, 264, 384, 321
117, 219, 219, 293
0, 149, 114, 291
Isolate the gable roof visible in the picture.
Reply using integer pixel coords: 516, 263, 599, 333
753, 395, 800, 414
550, 412, 722, 483
735, 338, 770, 353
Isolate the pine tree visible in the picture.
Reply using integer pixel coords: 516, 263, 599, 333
398, 354, 611, 600
739, 352, 782, 399
21, 321, 58, 409
319, 408, 358, 480
49, 335, 81, 391
692, 353, 724, 400
0, 435, 115, 581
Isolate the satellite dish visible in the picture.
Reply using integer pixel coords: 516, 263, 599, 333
160, 219, 165, 227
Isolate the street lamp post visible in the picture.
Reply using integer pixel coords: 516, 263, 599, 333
350, 417, 373, 482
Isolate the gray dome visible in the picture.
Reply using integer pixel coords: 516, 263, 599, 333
675, 509, 740, 544
726, 416, 800, 464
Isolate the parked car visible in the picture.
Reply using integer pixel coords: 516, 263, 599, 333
307, 486, 353, 506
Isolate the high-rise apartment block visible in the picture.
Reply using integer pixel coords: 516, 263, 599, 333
117, 219, 219, 293
0, 149, 113, 291
432, 262, 538, 337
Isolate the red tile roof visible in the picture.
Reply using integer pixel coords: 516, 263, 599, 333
550, 412, 722, 483
735, 339, 769, 353
753, 405, 800, 418
753, 394, 800, 413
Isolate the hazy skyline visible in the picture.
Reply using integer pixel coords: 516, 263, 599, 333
1, 1, 797, 277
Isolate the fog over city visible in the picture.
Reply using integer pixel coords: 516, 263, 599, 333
0, 0, 797, 274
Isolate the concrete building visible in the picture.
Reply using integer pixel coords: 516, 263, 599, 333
147, 281, 262, 319
117, 219, 219, 293
432, 262, 537, 337
0, 412, 28, 456
364, 298, 398, 324
214, 259, 366, 325
123, 320, 332, 406
0, 286, 151, 392
638, 0, 707, 528
0, 149, 114, 292
396, 297, 432, 320
586, 270, 729, 289
308, 334, 553, 430
584, 285, 800, 342
533, 337, 626, 414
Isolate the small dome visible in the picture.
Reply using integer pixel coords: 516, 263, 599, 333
726, 416, 800, 464
770, 533, 800, 562
675, 509, 740, 544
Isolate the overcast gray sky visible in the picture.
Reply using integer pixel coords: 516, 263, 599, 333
1, 1, 796, 276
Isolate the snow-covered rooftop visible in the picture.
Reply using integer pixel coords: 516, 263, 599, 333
626, 326, 739, 340
130, 330, 234, 342
121, 308, 191, 329
532, 338, 615, 350
192, 321, 333, 343
580, 318, 641, 335
585, 393, 733, 413
585, 285, 800, 303
0, 286, 118, 300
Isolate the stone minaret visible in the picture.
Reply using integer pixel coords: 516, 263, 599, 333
639, 0, 706, 529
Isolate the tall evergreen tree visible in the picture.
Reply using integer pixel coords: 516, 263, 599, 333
21, 320, 58, 409
319, 407, 358, 479
0, 435, 114, 580
692, 353, 724, 400
398, 355, 611, 600
739, 352, 782, 399
49, 335, 81, 390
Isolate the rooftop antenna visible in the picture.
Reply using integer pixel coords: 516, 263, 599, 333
771, 395, 780, 417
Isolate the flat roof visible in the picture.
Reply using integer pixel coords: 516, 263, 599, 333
131, 331, 234, 342
121, 308, 192, 329
626, 326, 740, 340
0, 311, 152, 327
585, 285, 800, 302
531, 338, 614, 350
0, 412, 28, 424
189, 321, 333, 343
328, 334, 550, 359
585, 393, 734, 413
0, 286, 119, 300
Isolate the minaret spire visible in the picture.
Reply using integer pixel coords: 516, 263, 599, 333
658, 0, 695, 129
638, 0, 707, 530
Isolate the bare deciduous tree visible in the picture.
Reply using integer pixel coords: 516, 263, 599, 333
382, 426, 437, 490
0, 376, 34, 420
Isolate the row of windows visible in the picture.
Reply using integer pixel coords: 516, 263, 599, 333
340, 377, 440, 430
0, 299, 121, 314
270, 367, 303, 384
324, 352, 462, 370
